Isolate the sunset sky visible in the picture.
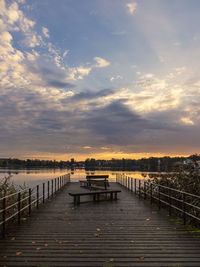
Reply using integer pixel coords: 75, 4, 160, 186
0, 0, 200, 160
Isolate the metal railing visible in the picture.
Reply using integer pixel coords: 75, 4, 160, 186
0, 173, 70, 237
116, 174, 200, 226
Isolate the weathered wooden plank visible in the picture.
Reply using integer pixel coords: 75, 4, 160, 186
0, 182, 200, 267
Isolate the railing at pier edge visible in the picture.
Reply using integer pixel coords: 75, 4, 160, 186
116, 173, 200, 226
0, 173, 70, 238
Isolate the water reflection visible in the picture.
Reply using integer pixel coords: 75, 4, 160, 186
0, 168, 158, 189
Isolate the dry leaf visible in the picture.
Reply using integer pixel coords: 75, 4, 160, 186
63, 240, 69, 243
140, 256, 145, 260
16, 252, 22, 256
44, 244, 48, 247
73, 244, 79, 247
96, 228, 101, 231
94, 233, 100, 237
156, 227, 160, 230
36, 247, 41, 250
120, 227, 124, 230
79, 250, 83, 254
82, 238, 86, 241
11, 237, 15, 241
130, 240, 135, 243
146, 218, 150, 221
32, 241, 36, 244
58, 241, 62, 244
109, 258, 115, 262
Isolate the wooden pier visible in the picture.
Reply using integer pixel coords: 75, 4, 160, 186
1, 182, 200, 266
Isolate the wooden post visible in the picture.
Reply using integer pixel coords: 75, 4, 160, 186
131, 178, 133, 192
48, 181, 50, 199
51, 180, 53, 196
139, 180, 141, 199
183, 193, 186, 225
43, 183, 45, 204
135, 179, 136, 194
169, 188, 171, 216
29, 188, 31, 215
158, 185, 161, 210
37, 185, 39, 209
2, 198, 6, 238
144, 182, 146, 199
18, 192, 21, 224
150, 184, 153, 204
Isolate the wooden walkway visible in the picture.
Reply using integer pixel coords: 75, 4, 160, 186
1, 182, 200, 267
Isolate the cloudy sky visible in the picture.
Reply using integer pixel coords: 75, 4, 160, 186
0, 0, 200, 160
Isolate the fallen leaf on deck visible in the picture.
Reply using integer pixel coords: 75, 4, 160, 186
36, 247, 41, 250
146, 218, 150, 221
44, 244, 48, 247
156, 227, 160, 230
130, 240, 135, 243
96, 228, 101, 231
82, 238, 86, 241
109, 258, 115, 262
11, 237, 15, 241
63, 240, 69, 243
16, 252, 22, 256
32, 241, 36, 244
58, 241, 62, 244
21, 218, 27, 221
73, 244, 79, 247
120, 227, 124, 230
94, 233, 100, 237
79, 250, 83, 254
139, 256, 145, 260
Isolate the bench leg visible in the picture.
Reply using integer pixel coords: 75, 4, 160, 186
115, 192, 117, 200
93, 194, 96, 201
97, 194, 100, 201
110, 192, 113, 200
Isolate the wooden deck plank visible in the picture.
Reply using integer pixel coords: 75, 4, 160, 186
0, 182, 200, 267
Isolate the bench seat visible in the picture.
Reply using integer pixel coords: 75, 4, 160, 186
69, 190, 121, 205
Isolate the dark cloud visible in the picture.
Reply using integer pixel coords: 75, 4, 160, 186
26, 58, 75, 89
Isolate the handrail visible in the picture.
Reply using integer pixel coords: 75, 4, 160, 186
116, 173, 200, 226
0, 173, 70, 238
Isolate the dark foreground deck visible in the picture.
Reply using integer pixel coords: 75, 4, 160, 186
1, 182, 200, 267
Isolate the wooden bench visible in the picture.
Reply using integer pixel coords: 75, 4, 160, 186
80, 175, 109, 190
69, 190, 121, 205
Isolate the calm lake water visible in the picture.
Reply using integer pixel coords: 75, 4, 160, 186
0, 168, 155, 190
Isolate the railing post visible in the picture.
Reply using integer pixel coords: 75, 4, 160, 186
29, 188, 31, 215
168, 188, 171, 216
55, 178, 57, 192
37, 185, 39, 209
131, 178, 133, 192
48, 181, 50, 199
144, 182, 146, 199
183, 193, 186, 225
158, 185, 161, 210
139, 180, 141, 199
135, 179, 136, 194
51, 180, 53, 197
43, 183, 45, 204
150, 184, 153, 204
18, 192, 21, 224
2, 197, 6, 238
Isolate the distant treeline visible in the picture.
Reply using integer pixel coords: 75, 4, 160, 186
1, 154, 200, 171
